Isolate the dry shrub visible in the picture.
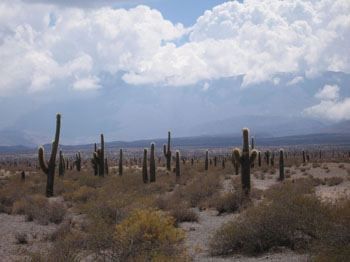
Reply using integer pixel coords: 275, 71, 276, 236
180, 173, 221, 207
210, 180, 329, 256
15, 232, 28, 244
210, 192, 248, 214
312, 199, 350, 262
63, 186, 97, 203
338, 164, 345, 169
13, 195, 66, 224
169, 207, 199, 225
325, 176, 344, 186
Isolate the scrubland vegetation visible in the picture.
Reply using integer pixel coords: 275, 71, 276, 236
0, 117, 349, 261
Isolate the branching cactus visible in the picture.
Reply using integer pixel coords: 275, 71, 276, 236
58, 150, 65, 177
150, 143, 156, 182
142, 148, 148, 183
38, 113, 61, 198
163, 131, 172, 171
92, 134, 105, 177
279, 149, 284, 181
233, 128, 258, 196
205, 150, 209, 170
119, 149, 123, 176
175, 150, 180, 183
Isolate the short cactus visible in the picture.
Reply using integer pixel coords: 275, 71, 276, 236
105, 158, 109, 174
119, 149, 123, 176
163, 131, 172, 171
150, 143, 156, 182
75, 152, 81, 171
233, 128, 258, 196
38, 113, 61, 198
279, 149, 284, 181
142, 148, 148, 183
175, 150, 180, 183
205, 150, 209, 171
58, 150, 65, 177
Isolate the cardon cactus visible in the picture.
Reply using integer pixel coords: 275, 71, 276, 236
142, 148, 148, 183
92, 134, 105, 177
119, 149, 123, 176
163, 131, 172, 171
205, 150, 209, 171
38, 113, 61, 198
279, 149, 284, 181
58, 150, 65, 177
233, 128, 258, 196
175, 150, 180, 183
75, 152, 81, 171
150, 143, 156, 182
91, 143, 98, 176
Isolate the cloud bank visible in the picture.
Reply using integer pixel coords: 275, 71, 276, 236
0, 0, 349, 96
304, 85, 350, 121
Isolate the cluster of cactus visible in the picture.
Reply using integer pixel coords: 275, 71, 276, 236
233, 128, 258, 196
38, 113, 61, 198
91, 134, 105, 177
163, 131, 172, 171
58, 150, 65, 176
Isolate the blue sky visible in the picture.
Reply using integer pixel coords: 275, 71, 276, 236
0, 0, 349, 145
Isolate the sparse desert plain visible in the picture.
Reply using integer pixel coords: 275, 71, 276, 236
0, 127, 349, 262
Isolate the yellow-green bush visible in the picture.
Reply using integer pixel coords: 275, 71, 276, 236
112, 208, 185, 262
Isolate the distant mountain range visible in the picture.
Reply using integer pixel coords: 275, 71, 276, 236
0, 116, 349, 153
1, 132, 350, 154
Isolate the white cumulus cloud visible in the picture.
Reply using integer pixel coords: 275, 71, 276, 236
0, 0, 349, 96
315, 85, 340, 100
304, 98, 350, 121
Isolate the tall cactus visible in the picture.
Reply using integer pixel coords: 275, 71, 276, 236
58, 150, 65, 177
205, 150, 209, 171
163, 131, 172, 171
38, 113, 61, 198
99, 134, 105, 176
150, 143, 156, 182
233, 128, 258, 196
142, 148, 148, 183
93, 134, 105, 177
279, 149, 284, 181
119, 149, 123, 176
175, 150, 180, 183
75, 152, 81, 171
91, 143, 98, 176
258, 151, 261, 166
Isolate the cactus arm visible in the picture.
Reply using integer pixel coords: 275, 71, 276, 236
249, 149, 258, 164
38, 146, 49, 174
233, 148, 242, 165
163, 144, 167, 157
